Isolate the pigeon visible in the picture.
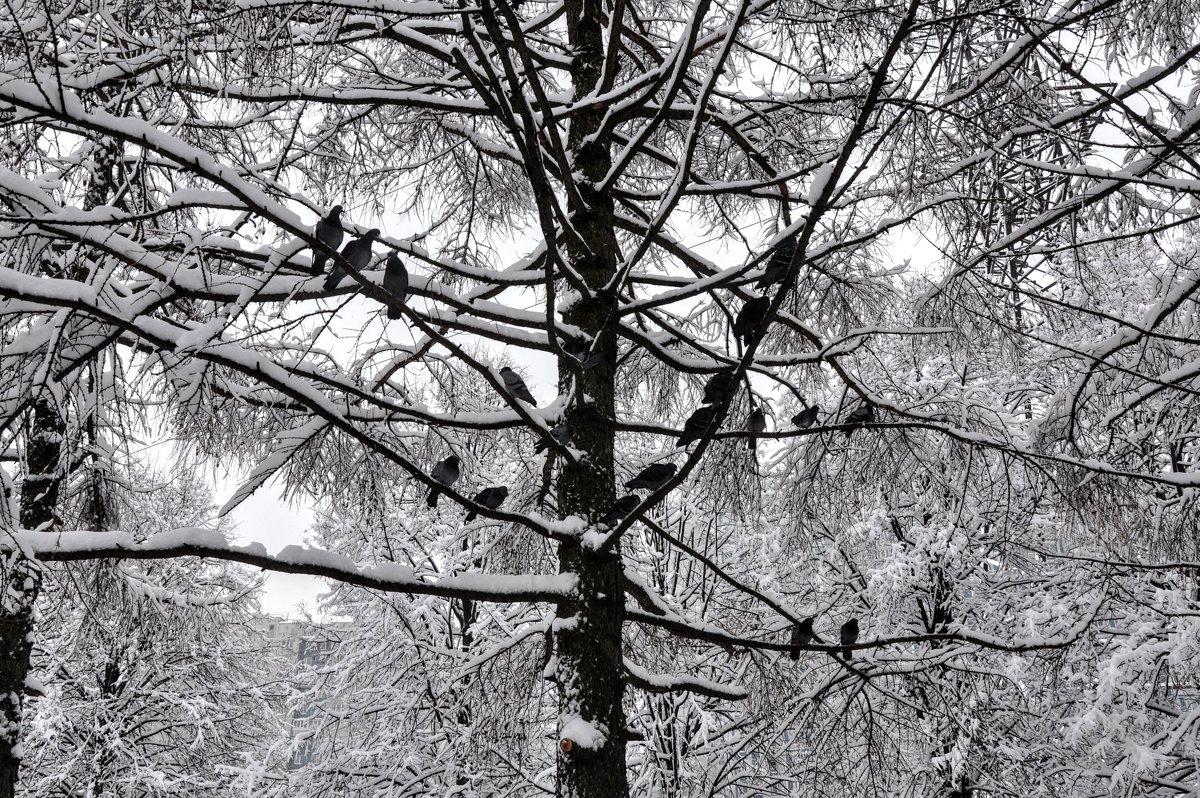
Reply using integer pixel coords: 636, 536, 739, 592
598, 495, 640, 527
535, 422, 574, 453
427, 455, 461, 508
747, 407, 766, 450
500, 366, 538, 405
732, 296, 771, 346
624, 462, 677, 492
676, 405, 719, 448
839, 618, 859, 659
792, 404, 820, 429
324, 228, 380, 291
702, 369, 736, 405
310, 205, 344, 275
843, 401, 875, 437
755, 234, 798, 290
382, 252, 409, 319
565, 342, 605, 371
788, 617, 823, 660
465, 485, 508, 522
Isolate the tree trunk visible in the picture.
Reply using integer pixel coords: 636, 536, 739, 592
1, 137, 114, 797
553, 0, 629, 795
0, 398, 64, 798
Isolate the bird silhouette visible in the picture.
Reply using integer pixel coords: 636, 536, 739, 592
565, 341, 605, 371
839, 618, 860, 659
843, 402, 875, 437
732, 296, 771, 346
427, 455, 461, 508
598, 495, 640, 527
624, 462, 677, 492
465, 485, 508, 522
747, 407, 766, 450
324, 228, 380, 291
755, 234, 798, 290
676, 405, 719, 448
535, 422, 574, 453
310, 205, 343, 275
789, 617, 823, 660
500, 366, 538, 405
382, 252, 409, 319
702, 369, 736, 405
792, 404, 820, 429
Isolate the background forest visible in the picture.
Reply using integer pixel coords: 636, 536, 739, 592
2, 0, 1200, 796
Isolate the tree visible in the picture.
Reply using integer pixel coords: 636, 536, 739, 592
19, 467, 283, 798
3, 0, 1200, 796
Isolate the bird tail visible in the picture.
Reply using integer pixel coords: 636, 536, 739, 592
788, 648, 799, 661
387, 307, 403, 320
427, 489, 439, 508
465, 511, 476, 522
748, 435, 756, 451
841, 647, 852, 660
311, 255, 326, 276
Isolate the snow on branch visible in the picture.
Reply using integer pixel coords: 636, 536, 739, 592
5, 528, 576, 603
623, 658, 749, 701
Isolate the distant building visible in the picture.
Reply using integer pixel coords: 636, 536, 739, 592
249, 616, 350, 770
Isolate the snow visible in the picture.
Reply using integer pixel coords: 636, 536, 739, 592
559, 714, 607, 750
624, 659, 749, 700
218, 419, 327, 516
807, 161, 837, 205
4, 10, 1200, 793
5, 529, 577, 601
0, 268, 98, 306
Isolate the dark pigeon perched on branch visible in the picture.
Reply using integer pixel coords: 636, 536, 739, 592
535, 422, 574, 453
676, 405, 719, 448
465, 486, 508, 522
788, 617, 823, 660
746, 407, 766, 450
382, 252, 409, 319
324, 228, 380, 291
702, 369, 736, 405
310, 205, 343, 276
500, 366, 538, 405
792, 404, 820, 429
843, 402, 875, 437
624, 462, 676, 492
732, 296, 771, 346
565, 341, 605, 371
598, 495, 640, 527
427, 455, 461, 508
839, 618, 860, 659
755, 233, 798, 290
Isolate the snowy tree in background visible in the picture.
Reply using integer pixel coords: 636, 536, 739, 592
18, 467, 283, 798
3, 0, 1200, 796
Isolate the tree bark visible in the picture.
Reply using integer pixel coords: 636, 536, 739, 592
0, 399, 63, 798
0, 136, 114, 798
553, 0, 629, 795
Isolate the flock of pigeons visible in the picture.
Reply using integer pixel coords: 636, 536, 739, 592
306, 208, 871, 662
789, 615, 860, 661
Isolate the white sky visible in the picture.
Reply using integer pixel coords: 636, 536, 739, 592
222, 480, 323, 618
